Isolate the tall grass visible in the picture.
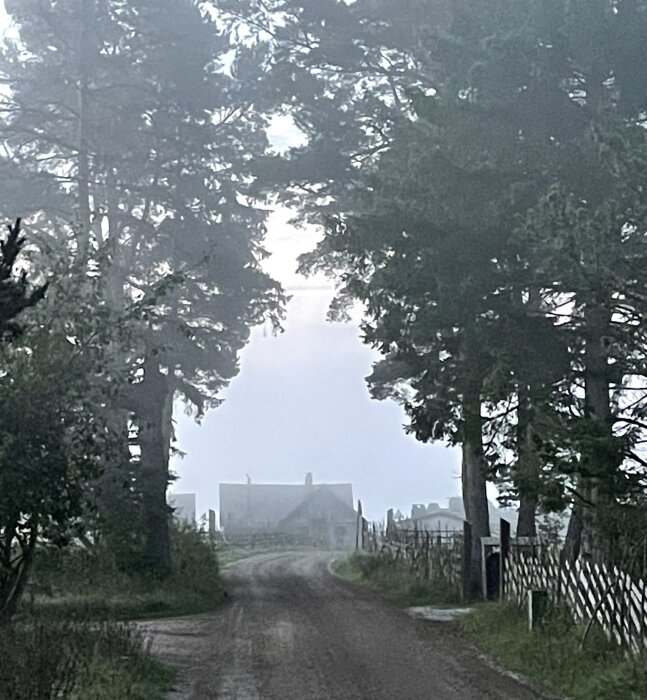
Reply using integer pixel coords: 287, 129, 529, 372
461, 602, 647, 700
333, 551, 461, 606
27, 522, 225, 620
0, 619, 173, 700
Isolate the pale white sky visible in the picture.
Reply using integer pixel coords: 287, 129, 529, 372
0, 2, 463, 522
171, 208, 462, 521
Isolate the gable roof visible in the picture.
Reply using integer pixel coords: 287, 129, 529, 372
278, 486, 357, 529
219, 481, 353, 532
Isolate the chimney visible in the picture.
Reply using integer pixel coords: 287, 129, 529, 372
305, 472, 313, 487
448, 497, 464, 516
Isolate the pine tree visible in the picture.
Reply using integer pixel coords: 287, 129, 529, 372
0, 0, 284, 572
237, 0, 647, 569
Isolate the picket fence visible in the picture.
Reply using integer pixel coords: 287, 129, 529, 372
506, 544, 647, 654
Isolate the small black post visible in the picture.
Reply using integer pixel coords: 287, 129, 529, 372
462, 520, 473, 603
499, 518, 511, 602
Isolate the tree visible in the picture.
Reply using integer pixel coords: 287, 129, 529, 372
0, 220, 112, 622
0, 0, 285, 573
237, 0, 647, 568
0, 218, 47, 337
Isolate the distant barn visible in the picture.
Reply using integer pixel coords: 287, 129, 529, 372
219, 473, 356, 549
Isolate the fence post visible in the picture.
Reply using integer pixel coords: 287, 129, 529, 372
386, 508, 394, 539
500, 518, 511, 602
462, 520, 472, 603
356, 500, 363, 551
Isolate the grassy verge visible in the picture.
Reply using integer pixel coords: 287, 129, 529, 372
216, 543, 317, 567
332, 551, 461, 607
26, 524, 226, 621
461, 602, 647, 700
0, 619, 174, 700
1, 523, 236, 698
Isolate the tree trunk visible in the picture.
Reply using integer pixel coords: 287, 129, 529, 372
564, 490, 584, 563
461, 376, 491, 599
76, 0, 94, 260
515, 382, 538, 538
0, 520, 38, 624
580, 303, 614, 561
135, 359, 174, 575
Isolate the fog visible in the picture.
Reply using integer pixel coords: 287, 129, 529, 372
170, 206, 461, 522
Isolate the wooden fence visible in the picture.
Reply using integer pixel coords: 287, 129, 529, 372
504, 536, 647, 654
363, 523, 467, 600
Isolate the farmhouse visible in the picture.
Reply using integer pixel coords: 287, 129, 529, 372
219, 473, 356, 549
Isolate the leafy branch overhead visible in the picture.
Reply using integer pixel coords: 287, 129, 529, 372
0, 218, 48, 339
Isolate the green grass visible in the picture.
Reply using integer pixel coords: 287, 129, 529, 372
26, 524, 226, 621
30, 586, 224, 621
332, 551, 461, 607
71, 644, 174, 700
461, 602, 647, 700
1, 524, 233, 698
0, 619, 174, 700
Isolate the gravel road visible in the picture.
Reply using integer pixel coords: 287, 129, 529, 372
140, 551, 550, 700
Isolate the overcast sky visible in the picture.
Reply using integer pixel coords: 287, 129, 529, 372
171, 205, 462, 522
0, 2, 463, 522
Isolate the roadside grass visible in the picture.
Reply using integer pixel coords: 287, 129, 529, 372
461, 602, 647, 700
0, 619, 174, 700
332, 551, 461, 607
2, 523, 227, 698
26, 523, 225, 621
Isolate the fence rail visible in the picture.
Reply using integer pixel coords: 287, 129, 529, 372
362, 510, 647, 654
503, 536, 647, 654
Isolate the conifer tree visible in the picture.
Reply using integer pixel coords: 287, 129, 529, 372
0, 0, 284, 572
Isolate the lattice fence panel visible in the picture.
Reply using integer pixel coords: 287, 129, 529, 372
505, 546, 647, 654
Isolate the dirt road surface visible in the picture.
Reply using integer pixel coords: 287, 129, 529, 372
140, 551, 550, 700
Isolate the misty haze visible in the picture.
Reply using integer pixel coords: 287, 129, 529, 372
1, 1, 647, 699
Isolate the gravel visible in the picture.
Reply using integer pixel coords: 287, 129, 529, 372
139, 551, 552, 700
